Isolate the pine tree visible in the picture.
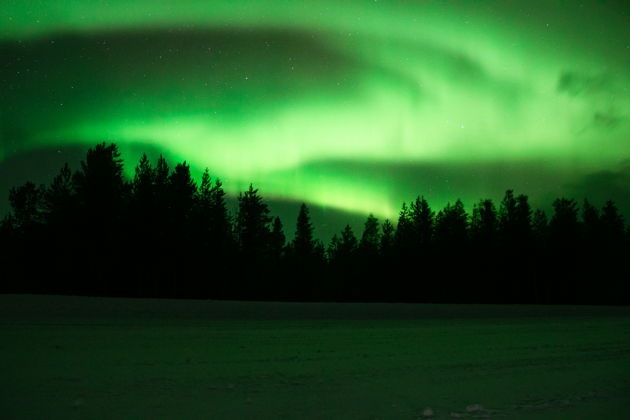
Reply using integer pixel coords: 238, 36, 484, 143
43, 163, 75, 224
72, 142, 127, 218
270, 216, 286, 261
409, 196, 434, 248
581, 199, 600, 244
69, 143, 129, 295
499, 190, 516, 231
196, 172, 232, 248
328, 225, 358, 264
133, 154, 156, 201
550, 198, 580, 244
514, 194, 533, 241
236, 184, 272, 259
327, 233, 341, 263
435, 199, 468, 247
9, 182, 44, 229
532, 209, 548, 244
167, 162, 197, 223
600, 200, 625, 244
154, 155, 170, 203
470, 198, 498, 246
340, 225, 358, 256
395, 202, 413, 252
380, 219, 395, 257
359, 214, 380, 258
292, 203, 316, 259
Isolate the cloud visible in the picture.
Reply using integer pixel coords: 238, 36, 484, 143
568, 161, 630, 218
557, 71, 615, 97
0, 28, 368, 140
557, 71, 628, 132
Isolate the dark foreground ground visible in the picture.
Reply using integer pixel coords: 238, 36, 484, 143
1, 295, 629, 419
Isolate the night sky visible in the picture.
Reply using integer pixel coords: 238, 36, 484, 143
1, 1, 629, 234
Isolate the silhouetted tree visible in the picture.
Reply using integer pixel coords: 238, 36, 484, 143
327, 225, 358, 300
3, 182, 46, 293
3, 141, 630, 304
532, 209, 549, 244
286, 204, 326, 300
359, 214, 380, 258
581, 199, 600, 243
549, 197, 581, 303
71, 143, 128, 296
43, 164, 75, 223
435, 200, 468, 248
154, 155, 170, 205
133, 154, 156, 202
515, 194, 533, 241
236, 184, 272, 258
598, 200, 628, 303
496, 191, 534, 302
380, 219, 395, 258
167, 162, 197, 224
73, 143, 127, 217
129, 154, 159, 296
394, 202, 413, 253
195, 170, 226, 239
358, 214, 381, 300
152, 154, 171, 238
270, 216, 286, 261
42, 163, 78, 294
498, 189, 516, 240
469, 198, 498, 301
470, 199, 498, 246
235, 184, 273, 298
600, 200, 625, 245
193, 171, 233, 267
434, 200, 469, 302
531, 208, 550, 303
328, 225, 358, 264
327, 234, 341, 262
498, 190, 532, 245
8, 182, 44, 229
291, 203, 316, 260
189, 167, 234, 299
166, 162, 198, 296
409, 196, 434, 249
550, 198, 580, 245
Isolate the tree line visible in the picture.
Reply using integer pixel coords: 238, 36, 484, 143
1, 143, 628, 304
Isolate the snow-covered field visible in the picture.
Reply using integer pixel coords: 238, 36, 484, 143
1, 295, 629, 419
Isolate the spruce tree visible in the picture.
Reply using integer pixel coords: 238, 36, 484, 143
470, 198, 498, 246
292, 203, 316, 259
380, 219, 395, 257
270, 216, 286, 261
359, 214, 380, 258
409, 196, 434, 249
236, 184, 272, 260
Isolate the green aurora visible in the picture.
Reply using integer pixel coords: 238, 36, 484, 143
1, 1, 629, 221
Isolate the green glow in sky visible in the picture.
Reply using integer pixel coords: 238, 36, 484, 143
1, 1, 629, 218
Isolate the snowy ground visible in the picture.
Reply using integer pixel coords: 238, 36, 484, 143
1, 295, 629, 419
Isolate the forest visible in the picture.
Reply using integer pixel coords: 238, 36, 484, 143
1, 143, 628, 304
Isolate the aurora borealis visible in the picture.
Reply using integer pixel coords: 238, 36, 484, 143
1, 1, 629, 224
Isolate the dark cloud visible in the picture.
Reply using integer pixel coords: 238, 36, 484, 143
0, 28, 368, 148
557, 71, 615, 97
568, 161, 630, 218
593, 112, 623, 129
557, 71, 627, 131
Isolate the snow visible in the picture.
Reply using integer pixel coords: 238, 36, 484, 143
1, 295, 629, 419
